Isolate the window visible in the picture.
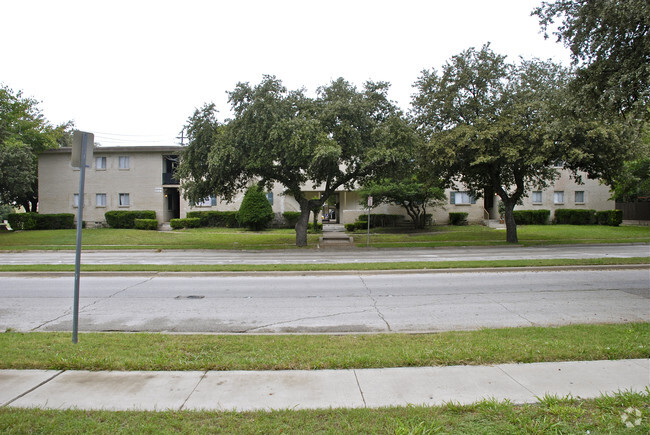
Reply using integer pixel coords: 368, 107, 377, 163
119, 193, 130, 207
118, 156, 130, 169
450, 191, 474, 205
73, 193, 79, 207
95, 156, 106, 170
575, 191, 585, 204
554, 191, 564, 204
96, 193, 106, 207
266, 192, 274, 205
532, 191, 542, 204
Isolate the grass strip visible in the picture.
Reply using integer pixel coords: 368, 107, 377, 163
1, 391, 648, 433
0, 257, 647, 273
1, 323, 648, 371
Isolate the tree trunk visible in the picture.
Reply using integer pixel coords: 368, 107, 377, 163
503, 200, 518, 243
295, 201, 312, 247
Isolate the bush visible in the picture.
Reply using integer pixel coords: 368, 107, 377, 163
554, 209, 596, 225
186, 211, 239, 227
134, 219, 159, 230
356, 214, 403, 228
170, 218, 201, 229
7, 212, 75, 230
105, 210, 156, 228
307, 222, 323, 232
448, 212, 469, 225
345, 223, 357, 232
282, 211, 301, 228
513, 210, 550, 225
0, 204, 14, 222
237, 185, 274, 231
596, 210, 623, 226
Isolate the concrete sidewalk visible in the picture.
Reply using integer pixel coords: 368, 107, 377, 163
2, 359, 648, 412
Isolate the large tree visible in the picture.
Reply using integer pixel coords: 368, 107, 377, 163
177, 76, 408, 246
413, 45, 577, 243
0, 85, 71, 211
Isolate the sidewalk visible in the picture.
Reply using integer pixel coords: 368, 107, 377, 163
2, 359, 648, 412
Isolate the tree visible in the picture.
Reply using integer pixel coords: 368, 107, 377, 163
0, 85, 71, 211
237, 185, 274, 230
412, 45, 573, 243
533, 0, 649, 119
177, 76, 408, 246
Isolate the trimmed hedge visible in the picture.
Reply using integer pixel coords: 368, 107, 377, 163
357, 214, 403, 228
186, 211, 239, 228
448, 212, 469, 226
105, 210, 156, 229
134, 219, 159, 230
170, 218, 201, 229
282, 211, 301, 228
553, 209, 597, 225
596, 210, 623, 226
307, 222, 323, 232
7, 213, 75, 230
513, 210, 551, 225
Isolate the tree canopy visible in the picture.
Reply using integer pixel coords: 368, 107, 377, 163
177, 76, 409, 246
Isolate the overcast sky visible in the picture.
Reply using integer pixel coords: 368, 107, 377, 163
2, 0, 570, 147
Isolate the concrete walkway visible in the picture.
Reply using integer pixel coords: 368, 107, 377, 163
2, 359, 648, 412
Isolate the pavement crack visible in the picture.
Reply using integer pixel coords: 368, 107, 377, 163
353, 370, 367, 408
244, 309, 374, 332
180, 370, 208, 411
480, 294, 537, 326
1, 370, 65, 408
359, 276, 392, 332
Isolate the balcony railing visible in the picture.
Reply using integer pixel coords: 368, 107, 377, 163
162, 173, 179, 185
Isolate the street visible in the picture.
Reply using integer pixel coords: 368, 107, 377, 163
1, 269, 648, 333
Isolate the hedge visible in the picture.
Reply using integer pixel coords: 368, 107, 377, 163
7, 213, 75, 230
596, 210, 623, 226
186, 211, 239, 227
553, 209, 597, 225
448, 212, 468, 226
170, 218, 201, 229
105, 210, 156, 229
513, 209, 550, 225
357, 214, 403, 228
134, 219, 159, 230
282, 211, 301, 228
307, 222, 323, 232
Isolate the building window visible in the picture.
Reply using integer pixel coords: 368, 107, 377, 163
73, 193, 79, 207
575, 191, 585, 204
266, 192, 274, 205
96, 193, 106, 207
532, 191, 542, 204
118, 156, 130, 169
450, 191, 474, 205
195, 196, 213, 207
95, 156, 106, 170
554, 191, 564, 204
119, 193, 130, 207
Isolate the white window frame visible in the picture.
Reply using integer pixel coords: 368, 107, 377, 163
73, 193, 79, 207
195, 197, 212, 207
553, 191, 564, 204
575, 191, 585, 204
532, 191, 542, 204
119, 193, 130, 207
95, 156, 106, 170
118, 156, 130, 170
96, 193, 107, 207
451, 191, 473, 205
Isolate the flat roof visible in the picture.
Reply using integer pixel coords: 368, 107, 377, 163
42, 145, 184, 154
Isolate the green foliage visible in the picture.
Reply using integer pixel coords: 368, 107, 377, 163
170, 218, 200, 229
344, 223, 358, 232
448, 212, 469, 226
307, 222, 323, 232
596, 210, 623, 226
237, 185, 274, 231
0, 204, 15, 221
611, 157, 650, 202
104, 210, 156, 229
7, 212, 74, 230
186, 211, 239, 227
282, 211, 301, 228
554, 209, 597, 225
134, 219, 158, 231
513, 210, 551, 225
357, 214, 405, 228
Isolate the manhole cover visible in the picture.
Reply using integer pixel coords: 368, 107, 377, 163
175, 295, 205, 299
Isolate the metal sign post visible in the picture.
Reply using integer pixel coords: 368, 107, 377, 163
71, 131, 93, 343
366, 196, 372, 248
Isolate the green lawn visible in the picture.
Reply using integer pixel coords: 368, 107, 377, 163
0, 224, 648, 250
2, 323, 647, 371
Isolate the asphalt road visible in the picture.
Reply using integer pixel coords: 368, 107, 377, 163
0, 244, 648, 265
1, 269, 648, 333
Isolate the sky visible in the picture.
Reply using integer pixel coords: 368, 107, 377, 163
1, 0, 571, 147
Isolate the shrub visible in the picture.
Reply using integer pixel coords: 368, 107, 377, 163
554, 209, 596, 225
356, 214, 403, 228
596, 210, 623, 226
282, 211, 301, 228
105, 210, 156, 228
237, 185, 274, 231
448, 212, 469, 225
0, 204, 14, 222
170, 218, 200, 229
345, 223, 357, 232
7, 213, 75, 230
513, 210, 550, 225
134, 219, 159, 230
307, 222, 323, 232
186, 211, 239, 227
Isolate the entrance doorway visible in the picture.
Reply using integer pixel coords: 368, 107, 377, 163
321, 193, 340, 224
164, 188, 180, 221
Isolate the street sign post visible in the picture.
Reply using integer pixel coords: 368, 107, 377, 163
367, 196, 373, 248
71, 130, 93, 343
